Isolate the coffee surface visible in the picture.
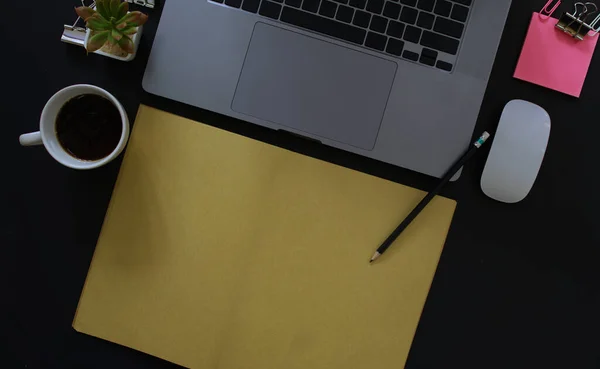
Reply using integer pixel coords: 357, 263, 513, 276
55, 94, 122, 161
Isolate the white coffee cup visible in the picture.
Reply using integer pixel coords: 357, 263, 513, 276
19, 84, 130, 170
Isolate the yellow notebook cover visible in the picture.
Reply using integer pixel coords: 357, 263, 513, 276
73, 105, 457, 369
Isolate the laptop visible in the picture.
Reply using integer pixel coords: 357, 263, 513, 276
143, 0, 512, 178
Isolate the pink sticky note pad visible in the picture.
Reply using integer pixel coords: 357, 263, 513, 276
514, 12, 598, 98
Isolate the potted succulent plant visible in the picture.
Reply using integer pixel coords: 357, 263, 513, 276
75, 0, 148, 61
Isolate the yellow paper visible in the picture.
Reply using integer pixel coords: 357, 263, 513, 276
73, 105, 457, 369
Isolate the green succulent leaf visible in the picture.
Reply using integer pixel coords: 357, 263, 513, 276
121, 26, 138, 35
115, 12, 133, 24
87, 30, 110, 52
116, 11, 148, 27
110, 0, 121, 18
96, 0, 110, 19
117, 1, 129, 20
86, 14, 111, 31
75, 6, 96, 21
111, 29, 123, 41
118, 36, 135, 54
106, 32, 117, 45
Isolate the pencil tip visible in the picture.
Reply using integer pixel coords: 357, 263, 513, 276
370, 252, 381, 263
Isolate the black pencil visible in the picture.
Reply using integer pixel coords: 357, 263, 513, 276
370, 131, 491, 263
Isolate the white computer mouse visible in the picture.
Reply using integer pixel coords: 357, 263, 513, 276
481, 100, 550, 203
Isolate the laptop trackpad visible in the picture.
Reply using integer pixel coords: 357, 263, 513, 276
232, 23, 397, 150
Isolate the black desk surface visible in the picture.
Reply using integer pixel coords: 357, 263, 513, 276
4, 1, 599, 368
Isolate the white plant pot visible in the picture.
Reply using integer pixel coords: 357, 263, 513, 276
84, 25, 143, 62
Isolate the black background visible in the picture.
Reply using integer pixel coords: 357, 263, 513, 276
3, 1, 599, 368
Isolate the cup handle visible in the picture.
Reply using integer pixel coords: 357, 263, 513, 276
19, 131, 42, 146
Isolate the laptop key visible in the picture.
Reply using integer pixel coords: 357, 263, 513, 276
336, 5, 355, 22
403, 50, 419, 61
285, 0, 302, 7
400, 0, 416, 5
302, 0, 321, 12
420, 30, 459, 54
370, 15, 388, 32
434, 17, 464, 38
366, 0, 385, 14
451, 5, 469, 22
403, 25, 421, 43
259, 1, 282, 18
224, 0, 243, 8
436, 60, 453, 71
386, 37, 404, 55
421, 47, 437, 59
419, 54, 436, 66
333, 0, 349, 4
365, 32, 387, 50
417, 11, 434, 29
353, 10, 371, 27
387, 20, 405, 38
419, 47, 437, 65
349, 0, 367, 9
416, 0, 434, 11
451, 0, 471, 5
280, 7, 367, 45
210, 0, 224, 3
434, 0, 452, 17
319, 0, 338, 17
241, 0, 261, 12
383, 2, 401, 19
400, 7, 418, 24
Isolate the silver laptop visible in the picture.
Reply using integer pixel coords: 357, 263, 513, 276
143, 0, 512, 178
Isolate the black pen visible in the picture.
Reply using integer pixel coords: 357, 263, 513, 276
370, 131, 491, 263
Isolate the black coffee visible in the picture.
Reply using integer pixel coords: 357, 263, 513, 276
55, 94, 122, 161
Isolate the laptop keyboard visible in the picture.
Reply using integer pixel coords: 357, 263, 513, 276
209, 0, 472, 72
